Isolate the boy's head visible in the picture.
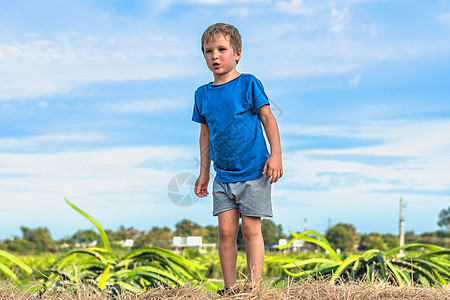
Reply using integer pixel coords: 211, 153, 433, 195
201, 23, 242, 63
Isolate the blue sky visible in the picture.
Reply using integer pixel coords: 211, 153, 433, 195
0, 0, 449, 239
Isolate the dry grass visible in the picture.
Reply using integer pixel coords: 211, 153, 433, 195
1, 279, 449, 300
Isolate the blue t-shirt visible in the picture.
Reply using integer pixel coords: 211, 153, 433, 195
192, 73, 270, 183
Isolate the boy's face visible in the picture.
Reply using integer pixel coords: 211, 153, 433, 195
203, 35, 241, 79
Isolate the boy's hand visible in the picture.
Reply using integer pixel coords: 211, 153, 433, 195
194, 174, 210, 197
262, 154, 283, 184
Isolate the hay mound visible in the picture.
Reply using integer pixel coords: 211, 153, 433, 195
1, 279, 449, 299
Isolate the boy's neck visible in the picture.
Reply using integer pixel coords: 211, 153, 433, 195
212, 70, 241, 85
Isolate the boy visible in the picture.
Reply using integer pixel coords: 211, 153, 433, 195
192, 23, 282, 295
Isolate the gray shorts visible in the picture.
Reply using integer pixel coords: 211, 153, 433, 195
212, 174, 273, 217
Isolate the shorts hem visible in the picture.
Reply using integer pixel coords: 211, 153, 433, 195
240, 212, 273, 218
213, 207, 238, 216
213, 207, 273, 218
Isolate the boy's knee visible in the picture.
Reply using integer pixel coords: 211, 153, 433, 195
219, 223, 238, 240
242, 223, 262, 241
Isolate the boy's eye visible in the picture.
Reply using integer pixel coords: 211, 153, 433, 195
219, 48, 226, 51
205, 50, 212, 53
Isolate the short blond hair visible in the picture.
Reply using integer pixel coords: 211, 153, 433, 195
201, 23, 242, 55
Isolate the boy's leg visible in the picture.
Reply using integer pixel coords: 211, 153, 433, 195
217, 208, 240, 289
241, 215, 264, 287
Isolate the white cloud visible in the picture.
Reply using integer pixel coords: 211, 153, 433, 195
99, 99, 185, 114
243, 18, 449, 78
282, 121, 393, 140
2, 1, 449, 100
0, 134, 106, 150
275, 0, 315, 15
368, 22, 379, 38
281, 120, 450, 192
182, 0, 267, 3
437, 12, 450, 25
345, 0, 388, 2
283, 120, 450, 153
229, 7, 251, 17
0, 31, 199, 100
348, 73, 360, 85
154, 0, 269, 11
0, 145, 194, 210
330, 7, 350, 32
0, 145, 204, 237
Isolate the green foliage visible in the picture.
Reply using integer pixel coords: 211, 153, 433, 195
1, 227, 57, 254
383, 233, 400, 250
418, 231, 450, 248
133, 226, 174, 249
404, 230, 450, 248
267, 230, 450, 286
175, 219, 208, 237
204, 225, 219, 244
0, 252, 60, 285
65, 199, 111, 251
360, 233, 388, 251
438, 206, 449, 231
72, 229, 101, 245
20, 226, 58, 253
40, 199, 215, 296
0, 250, 33, 284
325, 223, 358, 252
2, 238, 36, 254
236, 224, 245, 251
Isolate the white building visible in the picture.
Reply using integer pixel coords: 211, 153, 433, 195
172, 236, 216, 254
271, 238, 305, 253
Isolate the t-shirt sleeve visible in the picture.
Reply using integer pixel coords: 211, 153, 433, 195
192, 90, 207, 124
248, 76, 270, 114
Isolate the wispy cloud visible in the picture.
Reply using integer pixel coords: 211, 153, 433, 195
281, 119, 450, 193
99, 99, 185, 114
0, 31, 198, 100
283, 120, 450, 153
154, 0, 269, 11
0, 134, 106, 151
330, 7, 350, 32
437, 12, 450, 25
243, 19, 450, 78
275, 0, 315, 15
0, 146, 193, 210
0, 145, 202, 237
2, 1, 449, 100
348, 74, 360, 85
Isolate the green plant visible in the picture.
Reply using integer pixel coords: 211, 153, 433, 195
0, 249, 33, 284
40, 198, 215, 295
266, 230, 450, 286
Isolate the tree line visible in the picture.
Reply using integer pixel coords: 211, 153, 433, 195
0, 215, 448, 255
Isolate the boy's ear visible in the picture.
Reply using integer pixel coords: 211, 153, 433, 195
235, 50, 241, 63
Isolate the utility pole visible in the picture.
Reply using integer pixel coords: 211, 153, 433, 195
304, 218, 308, 232
399, 198, 405, 257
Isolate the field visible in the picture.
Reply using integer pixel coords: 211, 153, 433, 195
1, 250, 449, 299
1, 202, 448, 298
0, 249, 342, 287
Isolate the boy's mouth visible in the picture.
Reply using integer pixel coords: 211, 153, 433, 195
212, 62, 220, 68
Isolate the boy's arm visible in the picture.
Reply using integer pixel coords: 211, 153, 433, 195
259, 105, 283, 184
195, 123, 211, 197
